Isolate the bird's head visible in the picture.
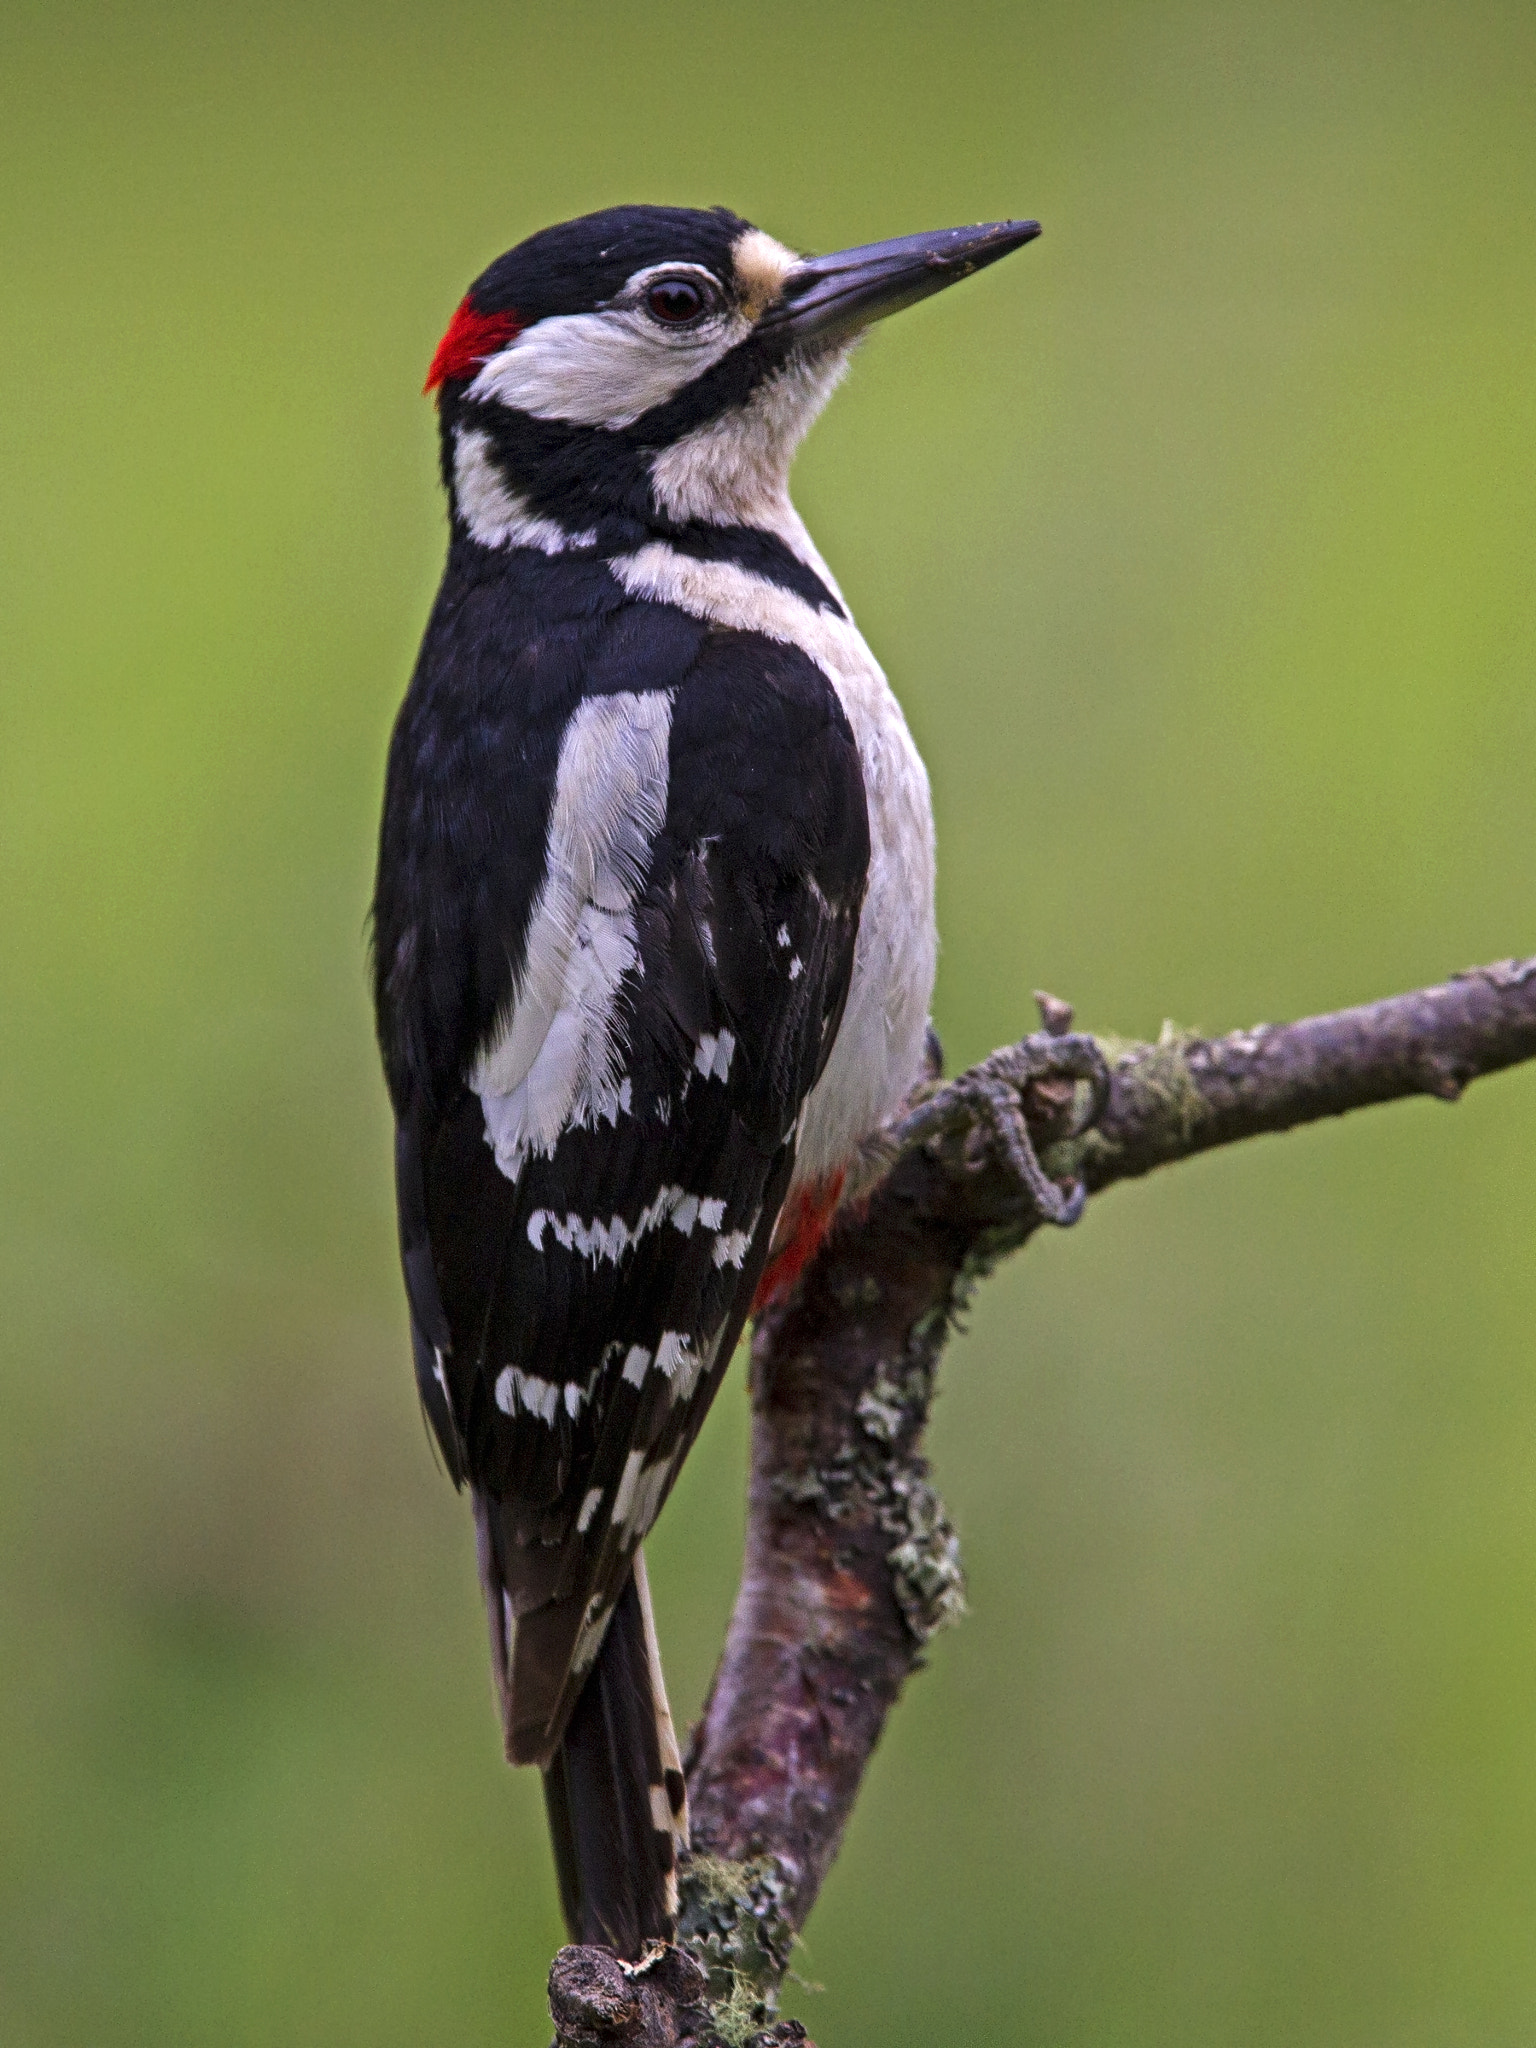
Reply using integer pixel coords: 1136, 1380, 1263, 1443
425, 204, 1039, 554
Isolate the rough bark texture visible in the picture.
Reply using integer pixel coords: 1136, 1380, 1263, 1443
548, 958, 1536, 2046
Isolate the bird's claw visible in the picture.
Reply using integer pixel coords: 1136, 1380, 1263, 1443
963, 1029, 1110, 1227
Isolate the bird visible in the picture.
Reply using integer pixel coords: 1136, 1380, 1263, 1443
371, 202, 1040, 1959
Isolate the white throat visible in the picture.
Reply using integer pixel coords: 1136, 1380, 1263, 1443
647, 344, 853, 592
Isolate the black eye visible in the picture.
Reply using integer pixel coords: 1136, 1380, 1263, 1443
645, 277, 708, 325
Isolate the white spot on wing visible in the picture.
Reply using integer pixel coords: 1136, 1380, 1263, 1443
611, 1449, 647, 1527
655, 1331, 691, 1378
712, 1229, 753, 1269
493, 1366, 564, 1425
776, 925, 792, 948
693, 1029, 735, 1082
789, 955, 803, 980
526, 1183, 725, 1265
612, 1451, 674, 1537
576, 1487, 603, 1533
656, 1328, 717, 1405
621, 1345, 652, 1386
570, 1597, 612, 1677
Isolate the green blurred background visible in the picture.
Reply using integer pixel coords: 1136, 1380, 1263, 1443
3, 2, 1535, 2040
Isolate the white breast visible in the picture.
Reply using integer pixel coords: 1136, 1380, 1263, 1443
608, 541, 937, 1185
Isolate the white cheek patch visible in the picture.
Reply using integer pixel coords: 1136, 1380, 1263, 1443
466, 304, 748, 431
453, 427, 597, 552
474, 690, 672, 1176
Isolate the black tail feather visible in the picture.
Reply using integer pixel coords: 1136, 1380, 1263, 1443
541, 1553, 688, 1957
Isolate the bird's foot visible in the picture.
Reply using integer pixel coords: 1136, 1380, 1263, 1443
886, 995, 1109, 1222
955, 993, 1109, 1226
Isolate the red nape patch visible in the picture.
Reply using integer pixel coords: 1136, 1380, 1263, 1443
752, 1170, 846, 1314
423, 296, 522, 394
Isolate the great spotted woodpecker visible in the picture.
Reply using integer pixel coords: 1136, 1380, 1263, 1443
372, 205, 1039, 1957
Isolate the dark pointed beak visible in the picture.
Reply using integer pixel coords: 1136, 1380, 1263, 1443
759, 218, 1041, 349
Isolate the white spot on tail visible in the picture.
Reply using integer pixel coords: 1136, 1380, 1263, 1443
631, 1551, 689, 1861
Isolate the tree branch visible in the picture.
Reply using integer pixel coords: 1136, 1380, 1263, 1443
548, 958, 1536, 2045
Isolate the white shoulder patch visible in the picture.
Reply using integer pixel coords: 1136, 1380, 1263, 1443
473, 690, 672, 1176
